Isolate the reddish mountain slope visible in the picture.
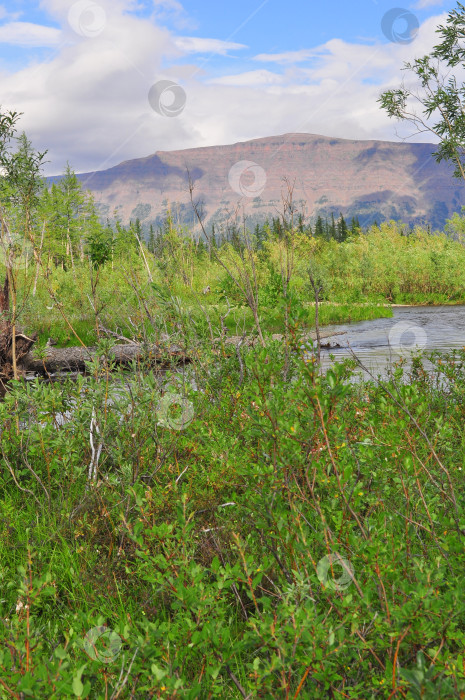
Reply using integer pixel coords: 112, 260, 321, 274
62, 133, 465, 231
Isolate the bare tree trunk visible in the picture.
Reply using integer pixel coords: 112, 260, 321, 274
0, 211, 19, 382
308, 270, 323, 364
67, 220, 75, 271
32, 221, 46, 297
278, 179, 296, 379
133, 227, 153, 283
0, 275, 9, 397
10, 271, 18, 381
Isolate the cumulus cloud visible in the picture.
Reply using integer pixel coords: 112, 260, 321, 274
0, 21, 61, 47
0, 1, 451, 176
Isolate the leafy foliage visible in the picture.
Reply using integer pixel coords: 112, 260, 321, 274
1, 343, 465, 696
380, 2, 465, 181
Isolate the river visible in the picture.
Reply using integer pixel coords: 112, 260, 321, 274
317, 305, 465, 377
27, 305, 465, 387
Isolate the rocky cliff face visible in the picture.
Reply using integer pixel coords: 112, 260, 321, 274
57, 133, 465, 232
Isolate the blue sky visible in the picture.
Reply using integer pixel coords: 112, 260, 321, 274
0, 0, 457, 72
0, 0, 458, 173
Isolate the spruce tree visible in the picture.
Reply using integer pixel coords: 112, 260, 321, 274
55, 163, 85, 269
337, 213, 349, 242
329, 212, 336, 240
314, 215, 325, 238
350, 216, 361, 236
148, 223, 155, 254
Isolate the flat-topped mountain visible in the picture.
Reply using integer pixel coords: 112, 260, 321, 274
56, 133, 465, 231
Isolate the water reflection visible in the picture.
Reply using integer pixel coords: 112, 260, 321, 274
314, 305, 465, 379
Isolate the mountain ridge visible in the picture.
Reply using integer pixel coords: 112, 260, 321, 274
50, 132, 465, 231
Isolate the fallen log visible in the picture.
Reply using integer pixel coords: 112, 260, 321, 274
22, 342, 188, 376
20, 330, 347, 377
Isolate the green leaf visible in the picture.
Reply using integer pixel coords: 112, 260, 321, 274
399, 668, 423, 687
210, 665, 221, 680
151, 664, 167, 681
72, 677, 84, 697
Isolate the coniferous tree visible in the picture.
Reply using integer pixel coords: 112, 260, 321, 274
133, 218, 142, 242
350, 216, 361, 236
148, 223, 156, 254
314, 215, 325, 238
40, 164, 92, 270
329, 212, 337, 240
56, 163, 85, 269
210, 223, 218, 255
255, 222, 269, 249
337, 213, 349, 242
262, 220, 271, 242
272, 217, 284, 240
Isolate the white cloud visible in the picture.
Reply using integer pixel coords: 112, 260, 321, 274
0, 21, 62, 47
154, 0, 185, 10
151, 0, 195, 31
0, 3, 451, 176
209, 69, 283, 86
414, 0, 445, 8
174, 36, 247, 55
0, 5, 21, 22
254, 49, 315, 64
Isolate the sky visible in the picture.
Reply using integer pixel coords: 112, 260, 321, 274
0, 0, 459, 174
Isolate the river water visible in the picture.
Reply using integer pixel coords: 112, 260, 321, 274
28, 305, 465, 387
316, 305, 465, 378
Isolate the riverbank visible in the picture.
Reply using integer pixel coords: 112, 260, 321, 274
23, 305, 465, 381
26, 301, 393, 349
25, 296, 465, 353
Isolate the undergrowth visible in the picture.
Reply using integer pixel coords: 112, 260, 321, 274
0, 337, 464, 698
